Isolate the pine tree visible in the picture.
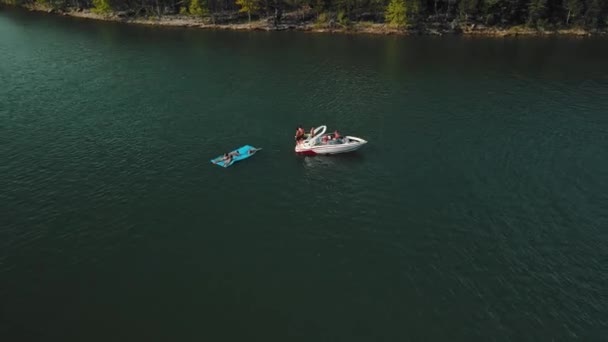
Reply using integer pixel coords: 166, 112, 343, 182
236, 0, 260, 23
189, 0, 208, 16
385, 0, 407, 28
527, 0, 548, 27
92, 0, 111, 13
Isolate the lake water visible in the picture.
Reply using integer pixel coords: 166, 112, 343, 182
1, 8, 607, 341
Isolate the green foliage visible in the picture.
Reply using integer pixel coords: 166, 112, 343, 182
584, 0, 605, 28
92, 0, 111, 13
459, 0, 481, 20
527, 0, 548, 27
189, 0, 208, 16
7, 0, 607, 30
385, 0, 407, 28
313, 0, 326, 14
409, 0, 420, 20
335, 0, 355, 13
34, 0, 67, 9
337, 10, 350, 27
563, 0, 583, 25
483, 0, 528, 25
236, 0, 259, 22
370, 0, 387, 13
316, 11, 329, 23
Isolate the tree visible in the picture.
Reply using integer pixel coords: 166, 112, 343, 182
563, 0, 582, 25
459, 0, 481, 20
313, 0, 327, 14
385, 0, 407, 27
337, 9, 351, 26
6, 0, 607, 31
527, 0, 547, 27
335, 0, 356, 15
236, 0, 260, 22
91, 0, 111, 13
189, 0, 208, 16
584, 0, 605, 28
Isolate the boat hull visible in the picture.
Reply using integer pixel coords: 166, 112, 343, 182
295, 135, 367, 155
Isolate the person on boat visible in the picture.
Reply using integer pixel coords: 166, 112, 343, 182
334, 130, 341, 139
214, 153, 232, 165
248, 148, 260, 155
295, 125, 306, 143
322, 135, 330, 144
229, 150, 241, 157
309, 127, 315, 137
223, 154, 233, 165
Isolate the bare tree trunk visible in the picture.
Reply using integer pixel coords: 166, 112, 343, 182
566, 10, 571, 25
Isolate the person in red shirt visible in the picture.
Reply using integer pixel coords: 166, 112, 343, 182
295, 125, 306, 143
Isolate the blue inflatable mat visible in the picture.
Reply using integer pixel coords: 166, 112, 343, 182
211, 145, 260, 168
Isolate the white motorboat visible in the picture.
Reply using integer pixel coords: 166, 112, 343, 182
295, 125, 367, 155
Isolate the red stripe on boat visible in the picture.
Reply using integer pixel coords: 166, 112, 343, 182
296, 150, 317, 156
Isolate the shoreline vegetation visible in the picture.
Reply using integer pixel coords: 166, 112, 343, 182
2, 0, 607, 36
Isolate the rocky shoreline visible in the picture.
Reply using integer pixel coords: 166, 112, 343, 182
11, 4, 607, 37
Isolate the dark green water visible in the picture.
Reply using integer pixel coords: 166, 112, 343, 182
2, 8, 608, 341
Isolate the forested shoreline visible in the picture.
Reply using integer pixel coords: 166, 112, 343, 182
2, 0, 607, 35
